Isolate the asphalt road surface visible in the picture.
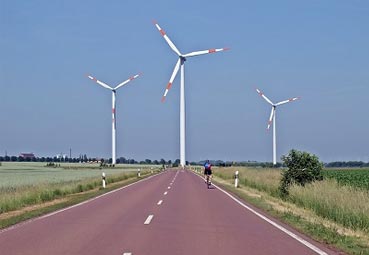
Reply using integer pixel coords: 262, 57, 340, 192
0, 169, 341, 255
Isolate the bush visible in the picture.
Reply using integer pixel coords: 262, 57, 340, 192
279, 149, 323, 197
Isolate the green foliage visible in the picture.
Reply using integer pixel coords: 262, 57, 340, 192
279, 149, 323, 196
323, 168, 369, 190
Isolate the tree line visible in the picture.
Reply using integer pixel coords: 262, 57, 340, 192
1, 155, 368, 168
324, 161, 369, 168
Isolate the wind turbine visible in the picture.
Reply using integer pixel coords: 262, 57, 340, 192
153, 20, 229, 168
87, 73, 141, 165
256, 88, 300, 165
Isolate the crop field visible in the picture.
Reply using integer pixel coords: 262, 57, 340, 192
0, 162, 159, 189
323, 168, 369, 190
0, 162, 161, 214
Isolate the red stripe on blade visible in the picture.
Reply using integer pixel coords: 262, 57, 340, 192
166, 82, 172, 89
160, 29, 166, 36
209, 49, 216, 53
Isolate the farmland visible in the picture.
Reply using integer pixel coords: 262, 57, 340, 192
0, 162, 160, 215
0, 162, 159, 188
323, 168, 369, 190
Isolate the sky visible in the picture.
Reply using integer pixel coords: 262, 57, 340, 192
1, 0, 368, 163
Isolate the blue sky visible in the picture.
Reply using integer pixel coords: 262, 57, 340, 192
1, 0, 368, 162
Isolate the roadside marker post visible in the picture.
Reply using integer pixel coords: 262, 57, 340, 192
102, 172, 106, 188
137, 168, 141, 177
234, 171, 239, 188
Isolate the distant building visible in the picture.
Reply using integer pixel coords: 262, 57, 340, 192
19, 153, 36, 159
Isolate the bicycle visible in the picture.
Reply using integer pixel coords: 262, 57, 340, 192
205, 174, 212, 188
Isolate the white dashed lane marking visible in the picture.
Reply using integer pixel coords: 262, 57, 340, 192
157, 200, 163, 205
144, 215, 154, 225
164, 191, 168, 195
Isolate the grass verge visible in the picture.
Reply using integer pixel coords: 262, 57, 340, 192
0, 171, 156, 230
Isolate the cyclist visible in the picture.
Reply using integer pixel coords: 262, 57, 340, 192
203, 160, 212, 186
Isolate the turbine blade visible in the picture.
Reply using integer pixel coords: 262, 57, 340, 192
114, 72, 142, 90
161, 58, 181, 102
87, 74, 113, 90
153, 20, 182, 56
256, 88, 274, 105
275, 97, 300, 106
267, 107, 275, 130
182, 47, 230, 58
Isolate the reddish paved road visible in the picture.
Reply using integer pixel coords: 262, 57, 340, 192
0, 169, 340, 255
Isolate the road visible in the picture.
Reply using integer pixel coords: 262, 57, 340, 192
0, 169, 340, 255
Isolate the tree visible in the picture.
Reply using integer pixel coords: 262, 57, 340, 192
160, 158, 166, 165
172, 159, 180, 167
118, 157, 127, 164
279, 149, 323, 197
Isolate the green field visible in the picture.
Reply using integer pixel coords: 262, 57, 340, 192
323, 168, 369, 190
0, 162, 160, 189
0, 162, 160, 214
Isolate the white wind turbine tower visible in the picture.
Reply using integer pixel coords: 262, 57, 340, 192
256, 88, 300, 165
153, 20, 229, 168
87, 73, 141, 165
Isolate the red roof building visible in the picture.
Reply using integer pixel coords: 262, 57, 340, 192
19, 153, 36, 159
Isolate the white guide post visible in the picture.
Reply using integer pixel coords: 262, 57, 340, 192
112, 91, 116, 165
180, 60, 186, 168
102, 172, 106, 188
273, 108, 276, 165
234, 171, 239, 188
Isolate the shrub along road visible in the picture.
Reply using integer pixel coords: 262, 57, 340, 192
0, 169, 340, 255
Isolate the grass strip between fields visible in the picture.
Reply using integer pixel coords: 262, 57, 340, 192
0, 171, 156, 230
202, 171, 369, 255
